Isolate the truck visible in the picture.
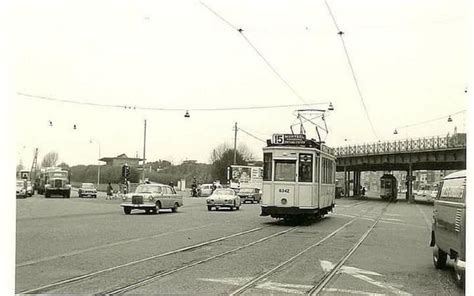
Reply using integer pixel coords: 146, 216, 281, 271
38, 167, 71, 198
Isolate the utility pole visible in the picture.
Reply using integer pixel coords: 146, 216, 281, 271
142, 119, 147, 183
233, 122, 238, 165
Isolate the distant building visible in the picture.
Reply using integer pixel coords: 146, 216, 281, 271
99, 154, 143, 167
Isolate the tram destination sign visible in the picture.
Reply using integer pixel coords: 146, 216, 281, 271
271, 134, 306, 145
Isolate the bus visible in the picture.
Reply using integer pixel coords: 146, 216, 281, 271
260, 134, 336, 221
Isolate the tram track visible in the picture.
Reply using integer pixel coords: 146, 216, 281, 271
227, 203, 389, 295
19, 203, 384, 295
91, 205, 379, 295
18, 226, 267, 294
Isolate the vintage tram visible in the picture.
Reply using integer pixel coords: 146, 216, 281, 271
380, 174, 398, 201
260, 134, 336, 220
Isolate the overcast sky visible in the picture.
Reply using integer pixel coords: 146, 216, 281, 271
13, 0, 470, 167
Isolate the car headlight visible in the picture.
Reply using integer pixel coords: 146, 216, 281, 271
206, 199, 213, 204
66, 184, 72, 188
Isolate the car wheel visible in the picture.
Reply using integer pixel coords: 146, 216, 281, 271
78, 193, 82, 198
236, 206, 240, 210
172, 203, 179, 213
154, 202, 161, 214
207, 206, 213, 211
433, 245, 447, 269
123, 207, 132, 215
454, 259, 465, 288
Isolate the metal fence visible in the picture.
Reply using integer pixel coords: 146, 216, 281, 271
335, 134, 466, 157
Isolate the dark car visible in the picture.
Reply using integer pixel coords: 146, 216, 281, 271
237, 187, 261, 204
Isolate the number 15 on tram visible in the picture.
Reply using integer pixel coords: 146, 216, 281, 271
260, 134, 336, 220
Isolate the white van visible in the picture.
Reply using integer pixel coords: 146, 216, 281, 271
430, 170, 465, 288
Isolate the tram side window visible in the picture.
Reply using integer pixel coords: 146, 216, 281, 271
322, 158, 327, 183
298, 154, 313, 182
274, 160, 296, 182
263, 153, 272, 181
315, 157, 320, 182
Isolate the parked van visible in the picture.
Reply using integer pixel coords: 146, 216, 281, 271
430, 170, 465, 288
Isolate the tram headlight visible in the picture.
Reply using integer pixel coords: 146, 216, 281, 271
281, 198, 287, 205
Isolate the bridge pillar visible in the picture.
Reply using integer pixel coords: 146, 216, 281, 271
407, 163, 414, 203
344, 167, 348, 198
354, 171, 361, 196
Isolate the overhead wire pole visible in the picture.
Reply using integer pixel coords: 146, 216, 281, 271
324, 1, 378, 139
200, 1, 308, 104
142, 119, 147, 183
233, 122, 238, 165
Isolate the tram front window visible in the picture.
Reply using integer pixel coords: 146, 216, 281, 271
274, 160, 296, 182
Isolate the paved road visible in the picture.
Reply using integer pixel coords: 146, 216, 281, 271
16, 193, 463, 295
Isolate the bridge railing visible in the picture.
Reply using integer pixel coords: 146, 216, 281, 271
335, 134, 466, 157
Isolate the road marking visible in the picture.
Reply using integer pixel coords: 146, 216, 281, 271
380, 218, 403, 222
333, 213, 375, 222
199, 277, 254, 286
323, 288, 386, 295
199, 278, 385, 295
378, 220, 426, 229
320, 260, 382, 276
320, 260, 411, 296
383, 213, 401, 217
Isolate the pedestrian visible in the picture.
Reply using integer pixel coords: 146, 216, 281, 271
106, 182, 113, 200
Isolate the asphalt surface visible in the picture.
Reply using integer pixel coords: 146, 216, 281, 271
15, 192, 464, 295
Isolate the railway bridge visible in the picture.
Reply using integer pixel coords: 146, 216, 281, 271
334, 133, 466, 202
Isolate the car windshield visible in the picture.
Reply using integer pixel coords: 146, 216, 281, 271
214, 189, 234, 195
82, 183, 94, 189
135, 185, 162, 193
239, 188, 255, 193
48, 172, 67, 178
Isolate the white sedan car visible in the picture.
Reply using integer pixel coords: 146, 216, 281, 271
206, 188, 241, 211
120, 183, 183, 215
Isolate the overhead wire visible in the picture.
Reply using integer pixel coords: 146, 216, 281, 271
324, 1, 378, 139
200, 1, 308, 104
17, 92, 326, 112
237, 127, 267, 143
396, 109, 466, 130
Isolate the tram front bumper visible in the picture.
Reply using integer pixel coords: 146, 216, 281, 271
261, 206, 319, 218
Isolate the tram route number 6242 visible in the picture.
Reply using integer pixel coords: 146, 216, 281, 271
279, 188, 290, 193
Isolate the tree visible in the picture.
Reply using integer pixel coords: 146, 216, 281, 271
41, 152, 59, 168
16, 160, 24, 172
209, 143, 254, 183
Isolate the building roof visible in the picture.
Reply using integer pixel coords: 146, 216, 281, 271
99, 153, 143, 162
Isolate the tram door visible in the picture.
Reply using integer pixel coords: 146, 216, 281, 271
273, 158, 296, 207
297, 153, 315, 207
